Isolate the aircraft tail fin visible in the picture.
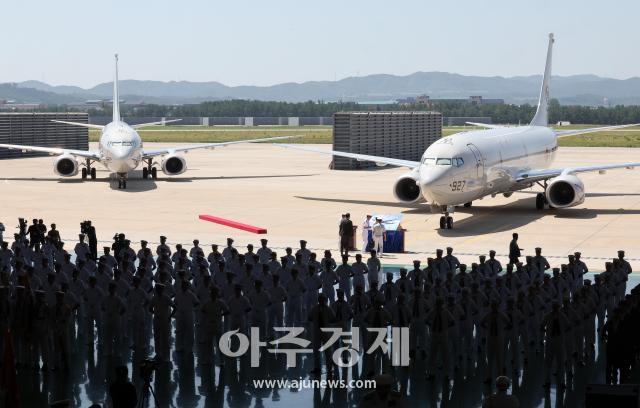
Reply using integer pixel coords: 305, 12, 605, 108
530, 33, 554, 127
112, 54, 121, 123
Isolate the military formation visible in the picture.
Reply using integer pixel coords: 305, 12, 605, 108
0, 218, 635, 404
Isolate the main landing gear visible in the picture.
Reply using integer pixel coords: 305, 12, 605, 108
117, 173, 127, 189
142, 159, 158, 180
81, 159, 97, 180
535, 181, 549, 210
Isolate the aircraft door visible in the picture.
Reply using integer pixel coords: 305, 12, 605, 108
466, 143, 484, 178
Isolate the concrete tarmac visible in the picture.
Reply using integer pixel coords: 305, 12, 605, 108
1, 143, 638, 271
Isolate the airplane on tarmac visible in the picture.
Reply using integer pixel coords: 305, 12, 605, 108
276, 33, 640, 229
0, 55, 297, 189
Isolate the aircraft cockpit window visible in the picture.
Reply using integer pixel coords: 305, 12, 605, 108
454, 158, 464, 167
436, 158, 452, 166
109, 141, 134, 147
422, 158, 436, 165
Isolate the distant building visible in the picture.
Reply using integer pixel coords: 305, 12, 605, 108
557, 121, 571, 126
395, 95, 504, 106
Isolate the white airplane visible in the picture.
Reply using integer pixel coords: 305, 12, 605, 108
277, 33, 640, 229
0, 54, 297, 189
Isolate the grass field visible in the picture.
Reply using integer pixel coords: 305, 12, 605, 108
89, 125, 640, 147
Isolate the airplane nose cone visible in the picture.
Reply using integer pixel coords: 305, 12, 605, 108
420, 167, 448, 187
110, 148, 131, 159
419, 166, 450, 203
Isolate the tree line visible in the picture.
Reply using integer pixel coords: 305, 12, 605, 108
25, 99, 640, 125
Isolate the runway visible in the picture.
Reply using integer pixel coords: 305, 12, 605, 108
1, 143, 639, 271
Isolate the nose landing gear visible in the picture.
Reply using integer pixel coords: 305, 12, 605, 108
116, 173, 128, 189
435, 205, 455, 229
439, 214, 454, 229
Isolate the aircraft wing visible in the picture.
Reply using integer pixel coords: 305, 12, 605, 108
517, 162, 640, 183
274, 144, 420, 168
555, 123, 640, 137
465, 122, 504, 129
50, 120, 105, 130
132, 119, 182, 129
141, 135, 302, 158
0, 143, 100, 160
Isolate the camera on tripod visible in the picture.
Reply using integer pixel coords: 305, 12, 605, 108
80, 221, 90, 234
139, 359, 159, 384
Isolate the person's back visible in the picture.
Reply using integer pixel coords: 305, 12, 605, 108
109, 365, 137, 408
483, 391, 519, 408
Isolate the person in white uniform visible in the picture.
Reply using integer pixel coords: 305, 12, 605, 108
361, 214, 372, 253
371, 218, 386, 257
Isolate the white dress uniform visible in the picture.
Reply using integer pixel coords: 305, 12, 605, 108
84, 285, 105, 344
320, 269, 338, 303
101, 293, 126, 356
285, 277, 305, 327
336, 264, 354, 300
201, 297, 229, 364
174, 287, 200, 353
371, 222, 386, 256
361, 218, 372, 252
127, 286, 150, 351
268, 283, 287, 338
249, 289, 271, 339
366, 256, 381, 288
150, 293, 175, 361
228, 293, 252, 334
352, 261, 368, 294
304, 273, 322, 316
74, 242, 90, 263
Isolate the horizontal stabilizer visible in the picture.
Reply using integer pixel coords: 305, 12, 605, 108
465, 122, 503, 129
556, 123, 640, 138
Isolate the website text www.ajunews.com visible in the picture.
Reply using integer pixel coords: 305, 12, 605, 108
253, 378, 376, 390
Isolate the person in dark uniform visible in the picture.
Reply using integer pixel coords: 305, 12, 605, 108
27, 219, 39, 248
358, 374, 405, 407
84, 221, 98, 261
339, 213, 353, 257
47, 223, 61, 245
508, 233, 522, 265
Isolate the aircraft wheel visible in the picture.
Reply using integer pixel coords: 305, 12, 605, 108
464, 202, 472, 208
439, 216, 446, 229
151, 167, 158, 179
142, 168, 148, 179
446, 216, 454, 229
536, 193, 545, 210
90, 167, 96, 180
81, 168, 87, 179
122, 180, 127, 189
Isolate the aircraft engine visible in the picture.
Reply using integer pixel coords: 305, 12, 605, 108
545, 174, 585, 208
393, 172, 425, 203
161, 154, 187, 175
53, 154, 79, 177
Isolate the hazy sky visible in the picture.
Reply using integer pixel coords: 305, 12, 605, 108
4, 0, 639, 87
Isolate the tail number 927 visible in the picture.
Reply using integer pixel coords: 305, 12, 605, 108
449, 180, 466, 191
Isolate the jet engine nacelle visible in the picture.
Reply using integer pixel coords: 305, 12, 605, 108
545, 174, 585, 208
161, 154, 187, 175
54, 154, 79, 177
393, 172, 425, 204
